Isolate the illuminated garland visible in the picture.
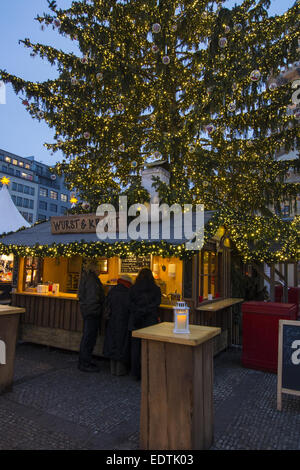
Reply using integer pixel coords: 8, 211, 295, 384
0, 210, 298, 263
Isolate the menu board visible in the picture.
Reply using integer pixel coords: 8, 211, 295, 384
119, 255, 151, 274
277, 320, 300, 411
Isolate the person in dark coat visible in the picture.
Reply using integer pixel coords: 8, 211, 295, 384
103, 274, 133, 376
129, 268, 161, 380
78, 260, 105, 372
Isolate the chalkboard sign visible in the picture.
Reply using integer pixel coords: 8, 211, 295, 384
277, 320, 300, 411
119, 255, 151, 274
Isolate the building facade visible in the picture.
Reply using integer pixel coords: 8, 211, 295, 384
0, 149, 71, 224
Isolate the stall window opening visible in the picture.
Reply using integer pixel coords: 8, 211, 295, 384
198, 246, 221, 300
23, 257, 43, 290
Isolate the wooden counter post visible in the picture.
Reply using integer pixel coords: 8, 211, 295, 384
132, 322, 221, 450
0, 305, 25, 394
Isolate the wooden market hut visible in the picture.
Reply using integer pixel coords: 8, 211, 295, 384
0, 210, 242, 356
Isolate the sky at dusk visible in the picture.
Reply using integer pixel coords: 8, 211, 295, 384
0, 0, 296, 166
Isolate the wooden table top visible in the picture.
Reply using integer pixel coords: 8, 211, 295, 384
196, 298, 244, 312
132, 322, 221, 346
0, 304, 25, 316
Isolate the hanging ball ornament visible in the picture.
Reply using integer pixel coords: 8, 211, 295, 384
219, 37, 228, 48
220, 54, 226, 61
233, 23, 243, 32
228, 102, 236, 112
118, 144, 125, 152
80, 56, 88, 64
37, 110, 44, 119
205, 124, 215, 134
150, 114, 156, 122
83, 132, 90, 139
188, 145, 196, 153
203, 181, 209, 187
250, 70, 261, 82
151, 45, 159, 54
96, 72, 103, 81
224, 25, 230, 34
81, 202, 90, 210
268, 81, 278, 91
131, 161, 138, 168
54, 18, 61, 28
294, 109, 300, 120
152, 23, 161, 34
153, 151, 162, 159
117, 103, 124, 111
162, 55, 171, 65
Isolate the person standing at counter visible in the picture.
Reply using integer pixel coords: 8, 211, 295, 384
78, 260, 105, 372
103, 274, 133, 376
129, 268, 161, 380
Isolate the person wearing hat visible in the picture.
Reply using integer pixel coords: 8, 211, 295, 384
78, 260, 105, 372
103, 274, 133, 376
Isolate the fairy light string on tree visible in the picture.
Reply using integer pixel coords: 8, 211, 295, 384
0, 0, 299, 262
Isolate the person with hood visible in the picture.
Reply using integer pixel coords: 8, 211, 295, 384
129, 267, 161, 380
78, 260, 105, 372
103, 274, 133, 376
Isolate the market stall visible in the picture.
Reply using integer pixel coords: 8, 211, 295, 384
0, 211, 237, 355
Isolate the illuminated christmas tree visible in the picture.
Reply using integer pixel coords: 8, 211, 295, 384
1, 0, 299, 262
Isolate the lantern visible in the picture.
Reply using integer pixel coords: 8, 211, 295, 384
173, 301, 190, 334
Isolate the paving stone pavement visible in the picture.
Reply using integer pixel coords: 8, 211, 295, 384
0, 343, 299, 450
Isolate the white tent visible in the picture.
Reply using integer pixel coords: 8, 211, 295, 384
0, 184, 30, 234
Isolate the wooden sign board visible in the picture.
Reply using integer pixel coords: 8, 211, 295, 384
51, 213, 119, 234
277, 319, 300, 411
119, 255, 151, 275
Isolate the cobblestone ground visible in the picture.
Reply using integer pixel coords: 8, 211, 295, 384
0, 343, 299, 450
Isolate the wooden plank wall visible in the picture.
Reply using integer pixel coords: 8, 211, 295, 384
12, 294, 83, 332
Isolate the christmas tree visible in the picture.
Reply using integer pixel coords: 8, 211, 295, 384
1, 0, 299, 262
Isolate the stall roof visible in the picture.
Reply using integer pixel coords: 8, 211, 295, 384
0, 211, 216, 247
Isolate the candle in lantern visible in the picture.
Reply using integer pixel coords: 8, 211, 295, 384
177, 314, 187, 331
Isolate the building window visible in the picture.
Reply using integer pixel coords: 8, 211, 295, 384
15, 170, 20, 177
19, 161, 24, 167
50, 203, 57, 212
23, 198, 29, 208
12, 159, 18, 166
12, 182, 17, 191
50, 190, 58, 200
39, 201, 47, 211
11, 195, 16, 203
40, 188, 48, 197
28, 213, 33, 223
30, 187, 35, 196
16, 197, 22, 207
5, 156, 11, 163
38, 214, 46, 221
21, 172, 31, 180
2, 166, 7, 172
25, 164, 31, 170
23, 186, 30, 194
29, 199, 34, 209
61, 194, 68, 202
17, 184, 23, 193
